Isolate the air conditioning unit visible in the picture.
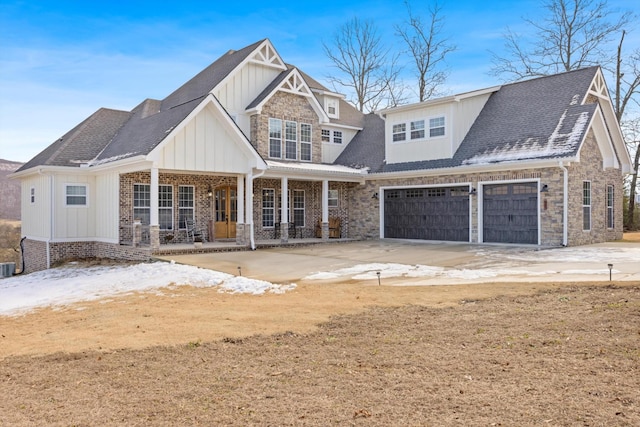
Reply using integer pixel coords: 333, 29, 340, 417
1, 262, 15, 278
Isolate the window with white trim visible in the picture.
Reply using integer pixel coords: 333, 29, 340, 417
65, 184, 87, 206
178, 185, 194, 230
429, 116, 445, 137
30, 187, 35, 204
583, 181, 591, 231
410, 120, 425, 140
606, 185, 614, 229
328, 189, 339, 208
293, 189, 305, 226
321, 129, 343, 144
300, 123, 312, 161
326, 98, 339, 118
262, 188, 275, 227
269, 118, 282, 158
158, 184, 173, 230
391, 116, 446, 142
285, 121, 297, 160
133, 184, 151, 225
392, 123, 406, 142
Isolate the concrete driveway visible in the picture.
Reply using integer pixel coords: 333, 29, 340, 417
157, 239, 640, 285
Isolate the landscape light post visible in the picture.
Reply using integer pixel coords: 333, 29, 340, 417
608, 264, 613, 281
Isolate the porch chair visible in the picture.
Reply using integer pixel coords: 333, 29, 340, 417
185, 218, 204, 242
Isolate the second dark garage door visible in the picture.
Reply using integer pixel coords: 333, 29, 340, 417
483, 182, 538, 244
384, 186, 470, 241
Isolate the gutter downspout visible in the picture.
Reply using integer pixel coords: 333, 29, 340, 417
248, 168, 266, 250
559, 161, 569, 246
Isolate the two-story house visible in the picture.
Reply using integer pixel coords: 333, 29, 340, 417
11, 39, 632, 272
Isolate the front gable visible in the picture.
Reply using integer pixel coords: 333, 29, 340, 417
148, 95, 266, 174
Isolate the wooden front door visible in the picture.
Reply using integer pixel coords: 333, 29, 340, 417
214, 186, 237, 239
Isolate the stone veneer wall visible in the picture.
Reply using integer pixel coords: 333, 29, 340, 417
351, 167, 569, 246
566, 130, 624, 245
119, 171, 238, 243
250, 91, 322, 163
251, 178, 356, 240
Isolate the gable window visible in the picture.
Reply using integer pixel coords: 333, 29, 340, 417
158, 184, 173, 230
30, 187, 35, 204
583, 181, 591, 231
328, 189, 339, 208
392, 123, 406, 142
178, 185, 194, 230
285, 120, 297, 160
326, 98, 339, 118
429, 116, 445, 137
65, 184, 87, 206
262, 188, 275, 227
606, 185, 614, 229
300, 123, 312, 161
269, 118, 282, 158
410, 120, 425, 140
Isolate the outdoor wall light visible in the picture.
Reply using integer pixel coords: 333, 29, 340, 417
372, 192, 379, 200
207, 186, 213, 198
469, 188, 477, 195
540, 184, 549, 193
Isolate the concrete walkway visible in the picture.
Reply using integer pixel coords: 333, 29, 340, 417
157, 239, 640, 286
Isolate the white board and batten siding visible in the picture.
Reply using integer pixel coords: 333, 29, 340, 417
156, 104, 254, 174
94, 172, 121, 242
321, 128, 358, 163
385, 93, 491, 165
215, 62, 282, 139
53, 174, 96, 240
20, 174, 51, 239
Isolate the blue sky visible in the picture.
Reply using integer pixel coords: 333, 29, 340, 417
1, 0, 638, 162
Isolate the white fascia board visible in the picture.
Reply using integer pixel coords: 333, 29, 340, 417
367, 158, 575, 180
379, 86, 501, 116
323, 122, 363, 131
311, 88, 346, 99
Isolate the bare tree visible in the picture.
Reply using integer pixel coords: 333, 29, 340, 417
395, 1, 455, 102
491, 0, 630, 80
323, 17, 399, 112
622, 118, 640, 229
613, 30, 640, 121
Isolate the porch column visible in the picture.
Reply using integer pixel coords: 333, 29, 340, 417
321, 180, 329, 240
236, 174, 245, 245
246, 172, 255, 249
149, 166, 160, 250
280, 176, 288, 242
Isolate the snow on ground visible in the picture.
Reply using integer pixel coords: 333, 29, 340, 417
1, 245, 638, 317
0, 261, 295, 317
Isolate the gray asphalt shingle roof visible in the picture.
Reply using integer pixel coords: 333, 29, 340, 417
343, 66, 600, 174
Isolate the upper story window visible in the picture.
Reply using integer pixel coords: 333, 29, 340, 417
65, 184, 87, 206
391, 116, 446, 143
429, 117, 445, 137
300, 123, 312, 162
392, 124, 406, 142
269, 118, 282, 158
325, 98, 339, 119
321, 129, 343, 144
30, 187, 35, 204
269, 118, 311, 161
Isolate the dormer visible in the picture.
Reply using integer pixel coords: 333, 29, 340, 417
311, 88, 345, 120
381, 87, 498, 165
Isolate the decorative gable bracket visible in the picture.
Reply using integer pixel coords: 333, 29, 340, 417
249, 41, 287, 70
279, 71, 312, 97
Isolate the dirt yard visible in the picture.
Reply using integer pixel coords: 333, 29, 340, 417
1, 277, 639, 426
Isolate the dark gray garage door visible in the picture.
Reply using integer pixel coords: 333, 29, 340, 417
483, 182, 538, 244
384, 186, 470, 241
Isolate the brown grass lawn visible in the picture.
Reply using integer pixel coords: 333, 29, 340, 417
1, 280, 639, 426
0, 230, 639, 425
